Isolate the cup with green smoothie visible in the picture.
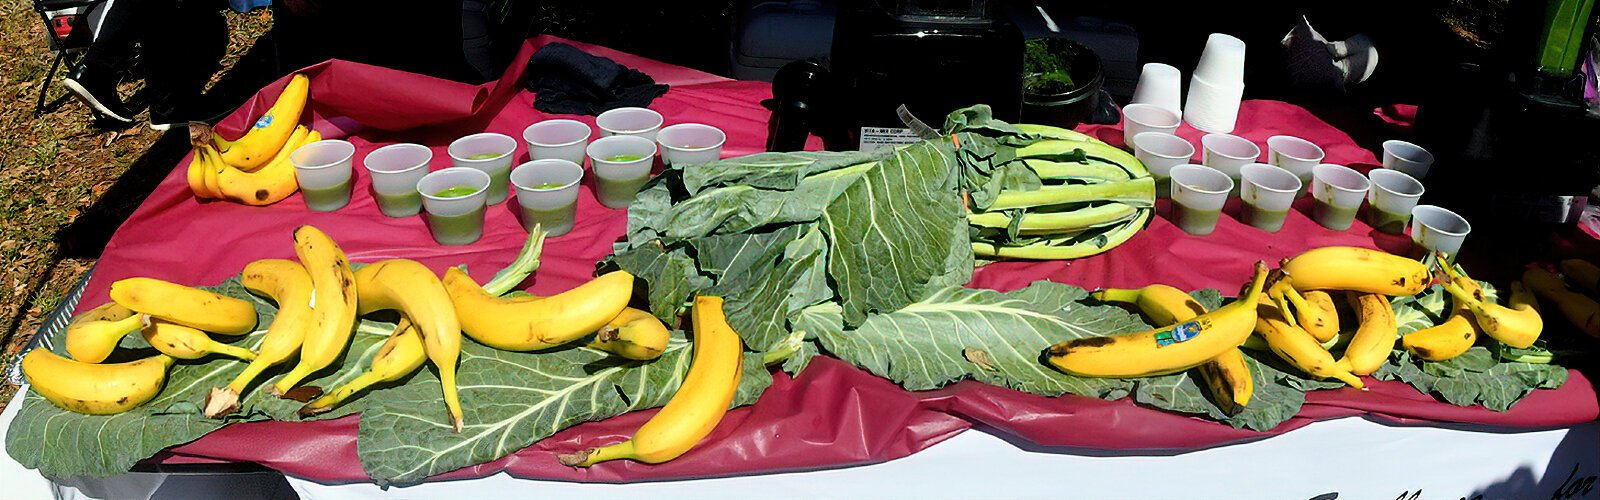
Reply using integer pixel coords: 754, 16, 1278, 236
1132, 132, 1195, 199
1200, 133, 1259, 197
416, 167, 491, 246
1310, 163, 1371, 231
587, 135, 659, 209
289, 139, 357, 212
523, 119, 591, 166
656, 123, 725, 167
1364, 168, 1425, 234
1409, 204, 1471, 263
362, 143, 432, 217
1168, 164, 1234, 236
1238, 163, 1301, 233
447, 132, 517, 205
510, 159, 582, 237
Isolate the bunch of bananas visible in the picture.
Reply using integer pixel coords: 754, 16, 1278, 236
967, 124, 1155, 260
21, 224, 711, 457
1046, 246, 1548, 414
186, 73, 314, 206
1522, 260, 1600, 338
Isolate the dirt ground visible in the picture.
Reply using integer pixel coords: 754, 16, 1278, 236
0, 0, 1533, 412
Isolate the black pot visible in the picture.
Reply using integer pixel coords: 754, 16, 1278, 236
1020, 41, 1105, 128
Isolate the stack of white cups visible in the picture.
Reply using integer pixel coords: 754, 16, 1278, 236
1131, 63, 1183, 120
1184, 33, 1247, 134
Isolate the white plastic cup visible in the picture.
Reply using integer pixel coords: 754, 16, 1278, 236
1121, 103, 1180, 148
289, 139, 356, 212
1184, 74, 1245, 134
447, 132, 517, 205
596, 107, 665, 141
657, 123, 726, 167
1131, 63, 1183, 119
1200, 133, 1260, 195
1239, 163, 1302, 233
362, 143, 432, 217
587, 135, 659, 209
1310, 163, 1371, 231
1193, 33, 1247, 84
1382, 140, 1436, 179
510, 159, 583, 237
1168, 164, 1234, 236
1410, 204, 1471, 262
523, 120, 592, 166
1366, 169, 1426, 234
417, 167, 491, 246
1266, 135, 1325, 195
1131, 132, 1196, 199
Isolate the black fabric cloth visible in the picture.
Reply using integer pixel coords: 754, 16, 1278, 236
522, 42, 668, 115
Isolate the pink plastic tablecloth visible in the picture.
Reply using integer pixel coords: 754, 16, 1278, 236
71, 36, 1597, 484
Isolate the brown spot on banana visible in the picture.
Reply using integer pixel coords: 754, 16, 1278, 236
255, 189, 270, 201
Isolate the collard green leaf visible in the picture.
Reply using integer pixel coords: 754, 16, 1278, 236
608, 243, 711, 322
680, 150, 882, 194
5, 276, 390, 479
822, 139, 969, 326
1131, 351, 1311, 431
1376, 349, 1566, 411
355, 339, 771, 486
815, 281, 1136, 399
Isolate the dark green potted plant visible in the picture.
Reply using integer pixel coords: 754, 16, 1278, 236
1021, 39, 1104, 127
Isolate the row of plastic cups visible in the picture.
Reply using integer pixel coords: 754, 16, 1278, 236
1167, 162, 1439, 236
1130, 130, 1327, 197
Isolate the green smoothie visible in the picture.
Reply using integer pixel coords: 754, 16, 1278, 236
433, 185, 480, 198
521, 202, 576, 237
484, 166, 510, 205
1173, 200, 1222, 235
425, 205, 486, 245
302, 179, 351, 212
596, 174, 650, 209
467, 152, 505, 160
603, 154, 646, 163
1365, 207, 1410, 234
1242, 201, 1291, 233
375, 190, 422, 217
1313, 201, 1361, 231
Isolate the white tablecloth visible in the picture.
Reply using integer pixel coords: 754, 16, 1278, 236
4, 389, 1597, 500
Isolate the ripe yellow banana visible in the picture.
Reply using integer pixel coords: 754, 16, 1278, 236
1560, 259, 1600, 293
1278, 288, 1339, 343
1440, 279, 1542, 349
216, 128, 317, 206
1280, 246, 1431, 296
1523, 267, 1600, 338
109, 277, 257, 335
1195, 348, 1253, 415
216, 73, 310, 170
206, 259, 316, 417
444, 268, 634, 351
64, 304, 148, 363
1340, 292, 1397, 376
142, 320, 257, 361
1254, 295, 1365, 389
271, 226, 358, 398
22, 348, 175, 415
1400, 278, 1482, 361
299, 318, 427, 418
352, 259, 465, 432
589, 308, 671, 361
1090, 285, 1206, 326
202, 146, 223, 199
1091, 284, 1252, 413
559, 296, 745, 467
186, 148, 215, 198
1045, 262, 1268, 378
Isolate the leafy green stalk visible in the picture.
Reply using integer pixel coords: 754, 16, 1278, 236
482, 227, 546, 296
1020, 158, 1131, 182
972, 210, 1150, 259
988, 177, 1155, 211
968, 203, 1139, 233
